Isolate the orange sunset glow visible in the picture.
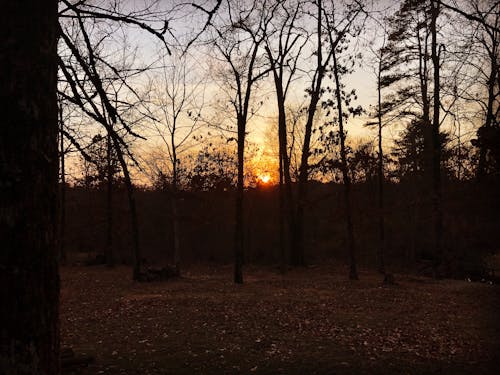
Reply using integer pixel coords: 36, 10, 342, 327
257, 173, 272, 185
8, 0, 499, 373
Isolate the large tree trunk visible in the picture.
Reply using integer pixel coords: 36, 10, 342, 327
0, 1, 60, 373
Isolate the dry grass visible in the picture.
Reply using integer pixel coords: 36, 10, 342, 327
61, 264, 500, 374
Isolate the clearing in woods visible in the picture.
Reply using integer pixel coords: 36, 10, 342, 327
61, 265, 500, 374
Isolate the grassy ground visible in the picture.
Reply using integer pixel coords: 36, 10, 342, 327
61, 264, 500, 374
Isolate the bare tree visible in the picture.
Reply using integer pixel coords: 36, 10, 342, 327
57, 0, 183, 279
58, 18, 147, 279
365, 18, 392, 275
437, 0, 500, 34
294, 0, 365, 266
263, 0, 308, 272
430, 0, 443, 276
57, 0, 224, 279
332, 49, 359, 280
208, 0, 269, 283
323, 6, 365, 280
147, 52, 205, 273
374, 36, 387, 275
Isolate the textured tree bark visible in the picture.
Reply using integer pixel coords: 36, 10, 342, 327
0, 1, 60, 373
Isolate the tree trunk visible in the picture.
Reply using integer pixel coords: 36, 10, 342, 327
417, 22, 433, 187
297, 92, 322, 265
59, 108, 67, 264
476, 30, 498, 181
126, 166, 142, 281
272, 70, 294, 272
333, 52, 358, 280
294, 0, 326, 267
234, 118, 245, 284
279, 147, 286, 274
376, 63, 386, 275
171, 193, 181, 273
171, 135, 181, 274
105, 133, 114, 267
430, 0, 443, 277
0, 1, 60, 373
110, 138, 142, 280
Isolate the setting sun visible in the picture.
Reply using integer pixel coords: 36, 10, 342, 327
258, 174, 272, 185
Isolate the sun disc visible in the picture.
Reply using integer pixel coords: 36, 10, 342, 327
259, 174, 271, 184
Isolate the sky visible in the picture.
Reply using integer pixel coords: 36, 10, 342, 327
61, 0, 485, 186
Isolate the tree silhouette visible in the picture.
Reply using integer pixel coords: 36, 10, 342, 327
0, 1, 60, 373
294, 0, 365, 266
263, 0, 308, 272
325, 25, 364, 280
146, 52, 206, 274
208, 0, 269, 283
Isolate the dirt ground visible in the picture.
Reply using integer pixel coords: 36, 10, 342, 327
60, 264, 500, 374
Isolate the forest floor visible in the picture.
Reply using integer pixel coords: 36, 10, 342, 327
60, 264, 500, 374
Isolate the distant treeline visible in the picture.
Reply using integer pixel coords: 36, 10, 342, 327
63, 178, 499, 279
